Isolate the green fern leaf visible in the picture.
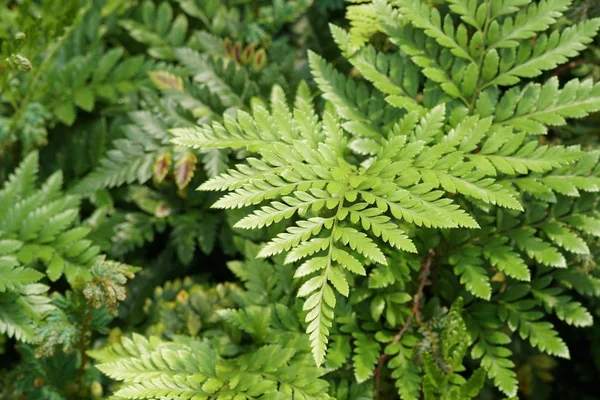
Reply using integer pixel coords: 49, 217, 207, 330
72, 112, 170, 194
450, 246, 492, 300
499, 286, 570, 358
393, 0, 474, 62
488, 0, 572, 49
485, 19, 600, 86
483, 238, 530, 281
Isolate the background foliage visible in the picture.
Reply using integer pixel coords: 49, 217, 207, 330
1, 0, 599, 399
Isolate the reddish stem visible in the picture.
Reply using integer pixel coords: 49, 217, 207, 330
374, 248, 434, 400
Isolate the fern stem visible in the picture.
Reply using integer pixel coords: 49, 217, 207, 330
77, 304, 93, 379
373, 248, 434, 400
469, 0, 493, 113
0, 72, 15, 100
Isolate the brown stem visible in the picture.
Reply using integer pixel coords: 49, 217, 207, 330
374, 248, 434, 400
77, 305, 93, 379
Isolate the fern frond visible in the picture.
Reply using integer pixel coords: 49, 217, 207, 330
0, 152, 39, 218
513, 227, 567, 268
1, 153, 100, 282
392, 0, 475, 62
386, 334, 421, 400
171, 76, 576, 363
72, 112, 169, 194
351, 328, 381, 382
499, 288, 570, 358
346, 44, 424, 114
484, 19, 600, 87
491, 78, 600, 135
532, 274, 594, 327
92, 335, 332, 399
469, 129, 583, 175
0, 257, 43, 292
309, 51, 398, 138
450, 245, 492, 299
0, 295, 36, 341
346, 2, 381, 51
488, 0, 572, 49
483, 237, 530, 281
176, 48, 259, 108
469, 311, 518, 397
381, 18, 468, 103
0, 284, 53, 342
120, 1, 189, 60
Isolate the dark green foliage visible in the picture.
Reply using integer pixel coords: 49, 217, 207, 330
1, 0, 600, 400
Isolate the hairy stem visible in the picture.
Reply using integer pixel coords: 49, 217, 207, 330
374, 248, 434, 400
